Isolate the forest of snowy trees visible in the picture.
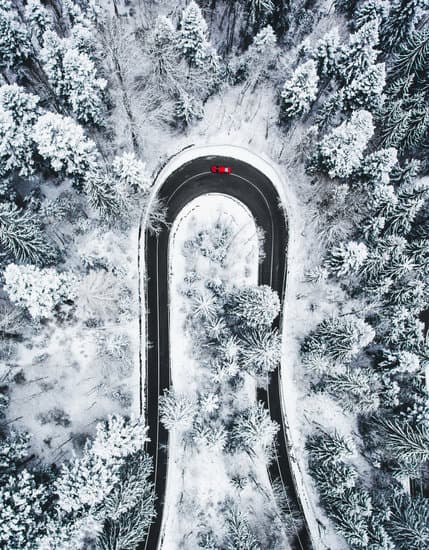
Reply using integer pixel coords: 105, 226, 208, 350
1, 0, 429, 548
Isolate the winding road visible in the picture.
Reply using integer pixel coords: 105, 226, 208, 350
139, 155, 312, 550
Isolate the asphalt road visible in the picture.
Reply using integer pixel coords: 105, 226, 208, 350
139, 155, 312, 550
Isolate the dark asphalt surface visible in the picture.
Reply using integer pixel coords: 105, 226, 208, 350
139, 155, 312, 550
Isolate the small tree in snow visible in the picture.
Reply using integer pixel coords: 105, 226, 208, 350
354, 0, 390, 29
280, 60, 319, 122
313, 110, 374, 179
159, 389, 196, 431
83, 169, 123, 218
174, 89, 204, 128
4, 263, 77, 319
326, 241, 368, 276
33, 112, 99, 180
226, 285, 280, 328
224, 508, 261, 550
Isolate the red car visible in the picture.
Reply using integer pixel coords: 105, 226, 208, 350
211, 165, 231, 174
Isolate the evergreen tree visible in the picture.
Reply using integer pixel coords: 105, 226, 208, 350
314, 28, 342, 79
320, 367, 381, 413
306, 430, 355, 467
226, 285, 280, 328
354, 0, 390, 29
303, 316, 375, 362
4, 263, 77, 319
387, 495, 429, 549
224, 508, 261, 550
380, 0, 429, 52
112, 152, 151, 194
25, 0, 53, 43
280, 60, 319, 121
231, 402, 278, 456
337, 20, 380, 84
33, 112, 99, 181
174, 89, 204, 128
391, 28, 429, 80
314, 110, 374, 179
357, 147, 397, 185
178, 1, 218, 69
239, 328, 281, 376
159, 389, 196, 431
41, 31, 106, 125
83, 169, 123, 218
0, 1, 31, 71
374, 416, 429, 468
326, 241, 368, 277
343, 62, 386, 110
0, 84, 40, 177
0, 202, 56, 265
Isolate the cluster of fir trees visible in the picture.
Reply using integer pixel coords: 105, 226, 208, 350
281, 0, 429, 547
0, 399, 156, 550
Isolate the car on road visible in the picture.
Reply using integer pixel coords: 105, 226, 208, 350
211, 165, 231, 174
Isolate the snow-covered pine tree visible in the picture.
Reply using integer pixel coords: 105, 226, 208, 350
343, 62, 386, 110
337, 20, 380, 84
320, 367, 381, 413
61, 48, 107, 125
313, 28, 342, 79
0, 202, 55, 265
159, 389, 196, 431
326, 240, 368, 277
112, 152, 151, 194
0, 1, 31, 71
4, 263, 77, 319
387, 495, 429, 549
374, 416, 429, 469
380, 0, 429, 52
306, 430, 355, 467
0, 84, 40, 177
33, 112, 99, 181
178, 1, 218, 69
224, 508, 261, 550
25, 0, 53, 43
280, 60, 319, 121
174, 89, 204, 128
41, 30, 106, 125
302, 316, 375, 362
354, 0, 390, 29
98, 452, 156, 550
231, 402, 278, 456
390, 27, 429, 81
83, 169, 123, 218
239, 328, 281, 376
314, 110, 374, 179
226, 285, 280, 328
240, 24, 278, 85
146, 16, 181, 93
357, 147, 398, 185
